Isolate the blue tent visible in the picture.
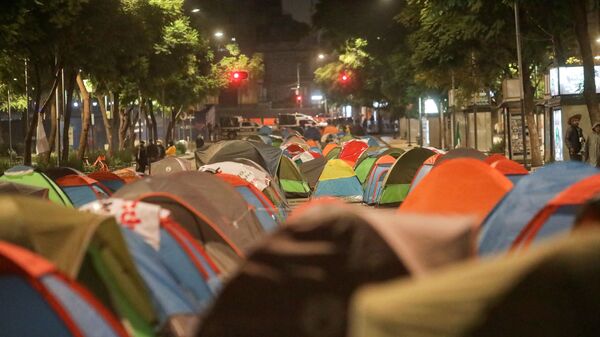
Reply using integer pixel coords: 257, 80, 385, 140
258, 126, 272, 136
361, 136, 380, 147
304, 126, 321, 141
363, 156, 396, 205
234, 185, 279, 232
314, 159, 363, 202
478, 162, 598, 256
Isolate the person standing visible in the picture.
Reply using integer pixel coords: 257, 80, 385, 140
136, 141, 148, 173
584, 122, 600, 167
565, 114, 584, 161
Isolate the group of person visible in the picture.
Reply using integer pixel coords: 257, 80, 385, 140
565, 114, 600, 167
135, 140, 177, 173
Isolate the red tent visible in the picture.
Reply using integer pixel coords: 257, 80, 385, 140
484, 153, 509, 165
491, 159, 529, 176
339, 140, 369, 166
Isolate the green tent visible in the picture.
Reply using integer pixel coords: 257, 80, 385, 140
378, 148, 435, 206
326, 146, 342, 160
278, 156, 310, 198
354, 148, 405, 184
0, 195, 157, 337
351, 229, 600, 337
0, 166, 72, 207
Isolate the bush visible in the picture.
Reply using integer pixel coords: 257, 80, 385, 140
0, 158, 13, 175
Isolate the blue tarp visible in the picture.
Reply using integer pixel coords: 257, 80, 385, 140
478, 162, 598, 256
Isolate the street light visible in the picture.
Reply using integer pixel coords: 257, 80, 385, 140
318, 53, 325, 60
191, 8, 200, 13
214, 31, 224, 39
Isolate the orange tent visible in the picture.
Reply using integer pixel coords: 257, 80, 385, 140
113, 168, 142, 184
484, 153, 509, 165
323, 143, 339, 156
399, 158, 512, 225
491, 159, 528, 176
323, 125, 339, 135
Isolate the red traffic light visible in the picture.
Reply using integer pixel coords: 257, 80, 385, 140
296, 95, 303, 102
339, 72, 351, 84
230, 71, 249, 81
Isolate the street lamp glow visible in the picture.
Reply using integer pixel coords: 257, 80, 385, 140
231, 37, 236, 42
214, 31, 224, 39
595, 55, 600, 60
191, 8, 200, 13
73, 102, 79, 107
596, 37, 600, 43
318, 53, 325, 60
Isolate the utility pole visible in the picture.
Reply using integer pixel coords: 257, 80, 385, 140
7, 88, 12, 159
514, 0, 529, 168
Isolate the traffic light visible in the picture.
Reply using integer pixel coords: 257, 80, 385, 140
339, 71, 350, 84
229, 70, 249, 85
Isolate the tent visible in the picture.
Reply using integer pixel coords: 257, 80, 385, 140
490, 159, 529, 184
0, 166, 72, 206
55, 175, 111, 207
314, 159, 363, 202
354, 148, 405, 184
196, 201, 475, 337
363, 155, 397, 205
322, 125, 339, 135
361, 135, 380, 147
258, 125, 272, 136
399, 159, 513, 225
283, 135, 309, 149
351, 230, 600, 337
195, 140, 282, 177
512, 174, 600, 251
339, 139, 369, 166
484, 153, 509, 164
216, 174, 280, 232
325, 146, 342, 160
278, 156, 311, 198
408, 153, 443, 193
434, 148, 487, 167
45, 167, 85, 180
304, 127, 321, 141
151, 156, 193, 176
322, 142, 339, 157
245, 134, 273, 146
0, 241, 129, 337
0, 196, 157, 337
478, 161, 598, 256
114, 171, 265, 274
83, 199, 221, 303
299, 156, 328, 190
113, 168, 143, 184
0, 181, 49, 199
378, 148, 435, 206
88, 171, 127, 193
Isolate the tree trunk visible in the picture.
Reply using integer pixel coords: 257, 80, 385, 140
49, 95, 57, 153
24, 65, 60, 165
61, 69, 76, 163
165, 106, 182, 143
573, 0, 600, 123
111, 92, 120, 151
76, 74, 91, 161
129, 108, 139, 147
119, 106, 132, 150
148, 99, 158, 143
523, 65, 543, 167
97, 94, 113, 156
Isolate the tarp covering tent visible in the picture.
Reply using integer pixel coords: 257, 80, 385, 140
83, 199, 221, 307
55, 175, 111, 207
478, 161, 598, 256
399, 159, 513, 225
0, 181, 49, 199
512, 174, 600, 251
88, 171, 127, 193
278, 156, 311, 198
0, 166, 72, 207
351, 230, 600, 337
314, 159, 363, 202
339, 139, 369, 166
216, 174, 280, 232
113, 168, 143, 184
434, 148, 487, 167
151, 156, 192, 176
195, 140, 282, 177
299, 156, 328, 190
114, 171, 265, 274
196, 202, 475, 337
490, 159, 529, 184
0, 196, 157, 337
363, 155, 397, 205
0, 241, 129, 337
379, 148, 435, 206
408, 153, 443, 193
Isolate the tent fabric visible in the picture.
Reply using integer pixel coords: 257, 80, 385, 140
45, 167, 85, 181
325, 146, 342, 160
361, 136, 380, 147
484, 153, 509, 165
0, 166, 73, 206
399, 159, 513, 225
196, 202, 475, 337
0, 181, 49, 199
278, 156, 310, 198
195, 140, 283, 176
151, 157, 192, 176
354, 148, 404, 183
300, 156, 327, 189
304, 127, 321, 141
0, 196, 157, 336
350, 229, 600, 337
114, 172, 265, 265
88, 171, 127, 193
512, 174, 600, 250
478, 161, 599, 256
258, 126, 272, 136
56, 175, 111, 207
0, 242, 129, 337
322, 143, 339, 157
363, 155, 396, 205
408, 154, 443, 193
379, 148, 435, 205
113, 168, 142, 184
490, 159, 529, 176
434, 148, 487, 167
339, 139, 369, 166
314, 159, 363, 202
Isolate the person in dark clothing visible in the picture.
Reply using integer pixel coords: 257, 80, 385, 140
136, 141, 148, 173
196, 134, 205, 149
147, 141, 159, 163
565, 114, 584, 161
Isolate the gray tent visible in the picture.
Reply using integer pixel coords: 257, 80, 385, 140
151, 156, 193, 176
300, 156, 327, 190
195, 140, 282, 176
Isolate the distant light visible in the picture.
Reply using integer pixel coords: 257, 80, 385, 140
595, 55, 600, 60
231, 37, 236, 42
342, 75, 348, 81
13, 78, 17, 81
214, 31, 224, 38
376, 36, 381, 40
191, 8, 200, 13
597, 37, 600, 43
73, 102, 79, 107
424, 98, 439, 114
311, 95, 323, 101
233, 72, 240, 79
318, 54, 325, 60
92, 102, 98, 107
